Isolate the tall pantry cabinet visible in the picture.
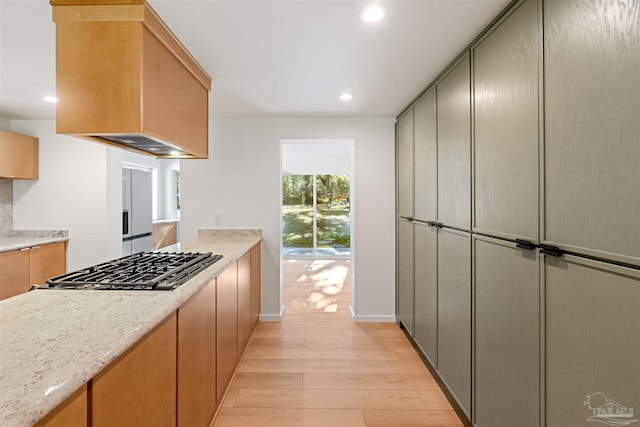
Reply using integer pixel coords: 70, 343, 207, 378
395, 0, 639, 426
543, 0, 640, 425
472, 0, 541, 426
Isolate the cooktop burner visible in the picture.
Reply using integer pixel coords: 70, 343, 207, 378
43, 251, 223, 291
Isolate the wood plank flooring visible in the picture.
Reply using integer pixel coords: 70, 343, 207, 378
212, 259, 468, 427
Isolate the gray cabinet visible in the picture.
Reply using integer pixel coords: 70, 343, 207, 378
437, 56, 471, 230
437, 228, 471, 415
473, 0, 539, 242
397, 218, 414, 334
414, 221, 438, 365
543, 0, 640, 264
414, 89, 437, 222
545, 255, 640, 427
397, 109, 414, 218
474, 235, 539, 427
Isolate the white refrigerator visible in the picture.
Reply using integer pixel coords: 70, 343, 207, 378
122, 168, 153, 255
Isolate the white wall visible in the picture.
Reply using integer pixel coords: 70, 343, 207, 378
10, 120, 110, 270
180, 117, 396, 321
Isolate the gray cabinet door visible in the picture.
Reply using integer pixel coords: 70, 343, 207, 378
474, 235, 539, 427
545, 255, 640, 427
437, 56, 471, 230
397, 218, 414, 334
414, 89, 437, 222
397, 109, 414, 218
414, 221, 438, 365
544, 0, 640, 264
437, 228, 471, 415
473, 0, 539, 242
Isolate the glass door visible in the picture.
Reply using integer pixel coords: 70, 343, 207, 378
282, 174, 350, 258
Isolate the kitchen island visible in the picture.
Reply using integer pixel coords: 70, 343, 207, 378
0, 229, 261, 427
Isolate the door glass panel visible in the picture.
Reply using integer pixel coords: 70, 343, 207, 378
316, 175, 351, 256
282, 175, 314, 256
282, 174, 351, 258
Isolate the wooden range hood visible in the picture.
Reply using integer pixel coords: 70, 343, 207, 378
50, 0, 212, 159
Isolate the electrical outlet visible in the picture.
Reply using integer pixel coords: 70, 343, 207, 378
214, 213, 223, 225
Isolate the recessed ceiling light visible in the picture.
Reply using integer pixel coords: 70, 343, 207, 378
43, 95, 58, 103
170, 150, 181, 156
360, 4, 385, 22
340, 93, 354, 101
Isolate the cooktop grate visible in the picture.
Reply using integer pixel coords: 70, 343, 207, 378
43, 252, 223, 291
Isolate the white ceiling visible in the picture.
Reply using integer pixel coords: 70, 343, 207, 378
0, 0, 509, 120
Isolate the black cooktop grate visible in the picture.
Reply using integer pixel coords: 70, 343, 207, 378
44, 252, 223, 291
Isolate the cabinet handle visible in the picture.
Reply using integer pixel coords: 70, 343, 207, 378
539, 244, 563, 257
515, 239, 536, 250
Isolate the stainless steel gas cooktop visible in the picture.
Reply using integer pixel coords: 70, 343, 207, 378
42, 251, 223, 291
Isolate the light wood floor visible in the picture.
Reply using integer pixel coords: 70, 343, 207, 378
213, 259, 468, 427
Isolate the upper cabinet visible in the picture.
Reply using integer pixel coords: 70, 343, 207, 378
414, 89, 437, 222
50, 0, 212, 159
397, 109, 414, 218
0, 130, 38, 180
472, 0, 539, 242
437, 55, 471, 230
543, 0, 640, 264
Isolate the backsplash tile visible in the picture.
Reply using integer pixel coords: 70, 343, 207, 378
0, 180, 12, 236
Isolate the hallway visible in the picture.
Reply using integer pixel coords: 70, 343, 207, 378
213, 259, 467, 427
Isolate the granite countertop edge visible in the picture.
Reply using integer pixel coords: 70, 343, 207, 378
0, 231, 70, 253
0, 229, 262, 427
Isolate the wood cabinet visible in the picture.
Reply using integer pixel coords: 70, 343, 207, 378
0, 242, 66, 301
92, 314, 177, 427
397, 218, 414, 335
216, 262, 238, 402
473, 0, 539, 242
397, 109, 414, 217
543, 0, 640, 264
237, 251, 252, 359
153, 221, 178, 249
474, 235, 539, 427
251, 243, 261, 328
437, 228, 471, 415
0, 248, 30, 300
178, 280, 217, 427
50, 0, 211, 159
413, 89, 437, 222
34, 385, 87, 427
544, 255, 640, 427
29, 242, 66, 286
0, 130, 38, 179
437, 55, 471, 230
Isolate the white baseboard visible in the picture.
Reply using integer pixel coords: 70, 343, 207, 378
349, 306, 396, 323
258, 305, 285, 321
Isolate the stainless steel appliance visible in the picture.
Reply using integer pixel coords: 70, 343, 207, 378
122, 167, 153, 255
42, 252, 222, 291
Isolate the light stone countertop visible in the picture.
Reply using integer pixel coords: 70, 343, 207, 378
0, 231, 69, 253
0, 229, 262, 427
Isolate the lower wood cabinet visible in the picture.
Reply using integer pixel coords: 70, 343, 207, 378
216, 262, 238, 403
0, 248, 30, 300
0, 241, 66, 301
92, 314, 177, 427
237, 251, 252, 359
251, 244, 261, 328
29, 242, 66, 286
34, 384, 87, 427
178, 280, 217, 427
